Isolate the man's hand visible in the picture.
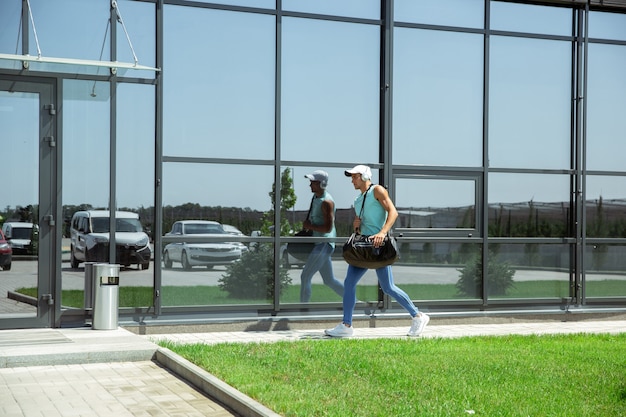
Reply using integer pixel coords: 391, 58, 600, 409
369, 232, 386, 247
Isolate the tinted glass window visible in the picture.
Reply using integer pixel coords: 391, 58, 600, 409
283, 0, 379, 19
586, 43, 626, 172
281, 17, 379, 163
393, 28, 483, 166
163, 6, 275, 159
395, 0, 484, 28
489, 36, 571, 169
491, 2, 572, 36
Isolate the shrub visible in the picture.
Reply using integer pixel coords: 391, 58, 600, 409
456, 249, 516, 297
218, 244, 291, 299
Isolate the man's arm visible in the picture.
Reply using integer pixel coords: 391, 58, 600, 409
372, 185, 398, 245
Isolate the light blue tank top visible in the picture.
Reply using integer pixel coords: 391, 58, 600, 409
353, 185, 387, 236
310, 191, 336, 248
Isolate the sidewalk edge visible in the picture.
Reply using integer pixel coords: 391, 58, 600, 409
155, 347, 282, 417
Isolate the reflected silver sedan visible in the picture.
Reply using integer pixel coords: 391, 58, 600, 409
163, 220, 247, 270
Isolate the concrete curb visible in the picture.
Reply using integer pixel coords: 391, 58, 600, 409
155, 347, 282, 417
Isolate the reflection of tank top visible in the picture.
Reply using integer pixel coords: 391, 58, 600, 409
310, 191, 336, 248
354, 185, 386, 236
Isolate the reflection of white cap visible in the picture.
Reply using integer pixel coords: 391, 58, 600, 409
304, 170, 329, 188
344, 165, 372, 181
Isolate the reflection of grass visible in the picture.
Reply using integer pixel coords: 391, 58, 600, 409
162, 334, 626, 417
16, 280, 626, 308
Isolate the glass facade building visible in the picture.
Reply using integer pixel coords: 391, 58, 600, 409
1, 0, 625, 329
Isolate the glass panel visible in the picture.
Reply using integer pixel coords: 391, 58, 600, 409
393, 28, 483, 166
280, 165, 359, 304
62, 80, 110, 207
589, 11, 626, 41
487, 243, 571, 299
585, 176, 626, 238
161, 163, 275, 306
394, 0, 484, 29
0, 0, 21, 55
586, 44, 626, 172
488, 173, 571, 238
163, 6, 275, 159
282, 0, 379, 19
390, 242, 482, 303
190, 0, 275, 7
117, 84, 155, 214
162, 221, 271, 305
0, 59, 21, 72
585, 244, 626, 297
280, 247, 346, 304
489, 36, 571, 169
115, 0, 156, 79
61, 79, 110, 309
490, 1, 572, 36
394, 177, 476, 229
116, 83, 156, 307
162, 163, 275, 221
29, 0, 110, 60
281, 17, 379, 163
0, 90, 39, 319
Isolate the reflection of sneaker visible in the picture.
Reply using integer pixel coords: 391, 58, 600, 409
325, 323, 354, 337
407, 313, 429, 337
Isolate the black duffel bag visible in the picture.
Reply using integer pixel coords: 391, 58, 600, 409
287, 229, 314, 261
342, 233, 399, 269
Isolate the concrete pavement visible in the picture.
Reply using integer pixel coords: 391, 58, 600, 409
0, 317, 625, 417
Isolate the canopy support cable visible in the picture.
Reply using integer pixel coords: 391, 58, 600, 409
25, 0, 42, 58
112, 0, 139, 66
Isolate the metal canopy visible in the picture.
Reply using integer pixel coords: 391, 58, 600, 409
0, 53, 160, 73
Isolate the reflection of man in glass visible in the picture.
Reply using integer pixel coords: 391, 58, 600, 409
300, 170, 344, 302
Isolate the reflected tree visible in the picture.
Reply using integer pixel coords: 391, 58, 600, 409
219, 168, 294, 299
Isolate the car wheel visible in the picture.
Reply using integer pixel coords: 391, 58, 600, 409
181, 251, 192, 271
70, 248, 79, 269
141, 263, 149, 270
163, 250, 172, 269
2, 263, 10, 271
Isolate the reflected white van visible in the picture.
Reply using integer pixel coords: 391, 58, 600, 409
69, 210, 151, 270
1, 222, 38, 255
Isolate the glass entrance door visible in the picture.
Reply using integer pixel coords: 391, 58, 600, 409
0, 78, 56, 329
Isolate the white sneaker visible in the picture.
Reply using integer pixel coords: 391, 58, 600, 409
407, 313, 429, 337
325, 323, 354, 337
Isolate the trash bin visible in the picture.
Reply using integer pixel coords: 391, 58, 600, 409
92, 263, 120, 330
84, 262, 97, 310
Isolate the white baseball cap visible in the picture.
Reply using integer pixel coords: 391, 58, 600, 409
344, 165, 372, 180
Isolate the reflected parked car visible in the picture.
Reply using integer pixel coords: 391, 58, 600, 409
1, 221, 38, 255
0, 229, 12, 271
163, 220, 247, 270
222, 224, 245, 236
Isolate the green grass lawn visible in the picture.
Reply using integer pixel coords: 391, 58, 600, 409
17, 280, 625, 308
161, 333, 626, 417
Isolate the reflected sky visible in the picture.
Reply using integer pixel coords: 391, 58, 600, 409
1, 1, 625, 214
